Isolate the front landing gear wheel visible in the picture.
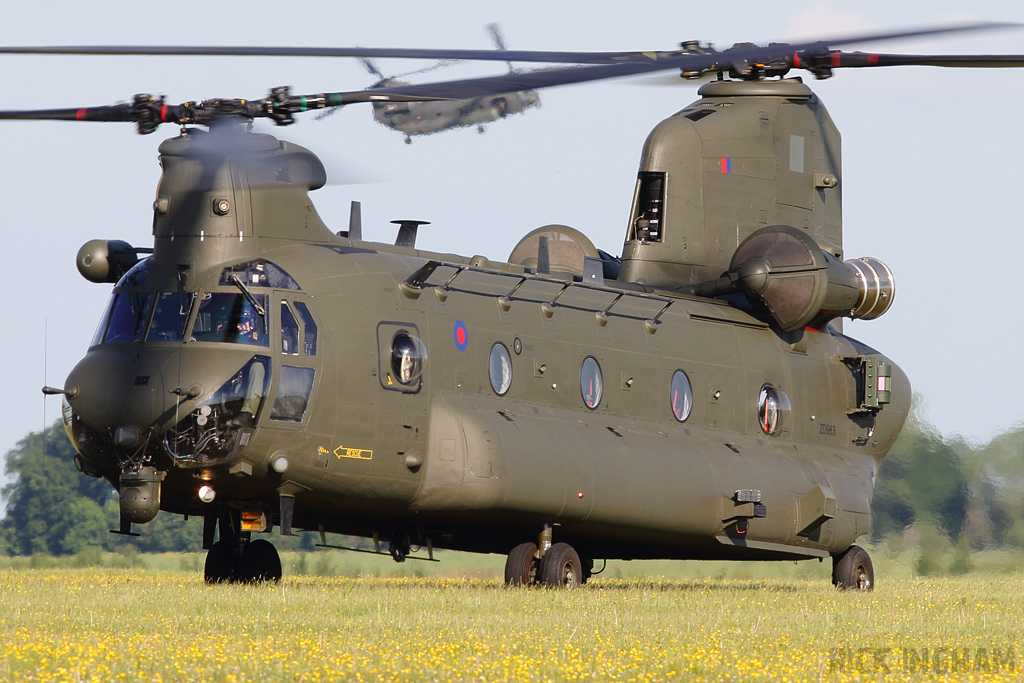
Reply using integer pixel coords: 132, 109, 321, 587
832, 545, 873, 591
204, 539, 235, 584
504, 542, 539, 586
538, 542, 582, 589
239, 539, 282, 583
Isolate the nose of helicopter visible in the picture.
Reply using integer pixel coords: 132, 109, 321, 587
64, 343, 269, 467
64, 346, 180, 444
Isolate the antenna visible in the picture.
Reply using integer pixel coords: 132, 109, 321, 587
392, 220, 430, 248
537, 236, 551, 275
42, 318, 47, 456
348, 201, 363, 241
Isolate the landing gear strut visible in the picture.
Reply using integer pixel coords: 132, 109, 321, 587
503, 527, 585, 589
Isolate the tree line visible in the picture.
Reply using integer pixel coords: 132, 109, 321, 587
2, 409, 1022, 558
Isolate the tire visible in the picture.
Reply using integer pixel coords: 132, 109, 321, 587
504, 542, 539, 587
832, 545, 874, 591
239, 539, 282, 583
204, 539, 236, 584
538, 542, 582, 589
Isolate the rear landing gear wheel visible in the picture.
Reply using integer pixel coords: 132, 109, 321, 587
504, 542, 539, 586
239, 539, 282, 583
538, 542, 582, 589
204, 539, 236, 584
832, 545, 873, 591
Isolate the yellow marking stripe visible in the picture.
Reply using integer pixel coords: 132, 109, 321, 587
334, 445, 373, 460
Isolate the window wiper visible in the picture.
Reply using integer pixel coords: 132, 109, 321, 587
231, 274, 266, 318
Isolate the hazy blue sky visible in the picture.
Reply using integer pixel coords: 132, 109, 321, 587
1, 0, 1022, 469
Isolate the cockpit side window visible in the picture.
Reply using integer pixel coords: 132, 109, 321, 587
271, 366, 316, 422
147, 292, 195, 342
293, 302, 318, 356
280, 302, 299, 355
191, 293, 268, 346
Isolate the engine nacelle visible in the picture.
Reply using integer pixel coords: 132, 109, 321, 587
76, 239, 141, 284
688, 225, 894, 332
730, 225, 894, 331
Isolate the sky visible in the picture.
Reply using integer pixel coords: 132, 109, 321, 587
1, 0, 1023, 474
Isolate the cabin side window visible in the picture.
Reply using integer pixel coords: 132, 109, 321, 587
757, 384, 791, 436
580, 356, 604, 410
488, 343, 513, 396
670, 370, 693, 422
630, 171, 666, 243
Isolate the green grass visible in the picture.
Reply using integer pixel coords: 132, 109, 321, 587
0, 551, 1022, 681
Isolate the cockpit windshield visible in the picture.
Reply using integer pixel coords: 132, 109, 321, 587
147, 292, 194, 342
89, 257, 288, 348
98, 292, 152, 344
191, 293, 268, 346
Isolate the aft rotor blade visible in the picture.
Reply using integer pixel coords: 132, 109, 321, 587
331, 23, 1018, 101
798, 51, 1024, 69
0, 21, 1015, 65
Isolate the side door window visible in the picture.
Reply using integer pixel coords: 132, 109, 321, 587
271, 298, 320, 423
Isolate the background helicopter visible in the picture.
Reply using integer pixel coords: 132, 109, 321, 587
0, 2, 1019, 585
346, 23, 541, 143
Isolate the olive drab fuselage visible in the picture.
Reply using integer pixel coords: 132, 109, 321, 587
62, 79, 909, 566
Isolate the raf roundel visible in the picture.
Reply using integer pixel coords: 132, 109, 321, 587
453, 320, 469, 352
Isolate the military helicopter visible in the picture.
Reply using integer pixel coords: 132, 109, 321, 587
352, 23, 541, 143
2, 24, 1022, 590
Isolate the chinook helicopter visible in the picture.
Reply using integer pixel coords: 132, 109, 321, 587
354, 23, 541, 143
2, 25, 1023, 590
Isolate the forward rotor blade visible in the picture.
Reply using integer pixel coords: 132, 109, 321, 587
2, 22, 1021, 134
0, 44, 657, 64
0, 103, 135, 122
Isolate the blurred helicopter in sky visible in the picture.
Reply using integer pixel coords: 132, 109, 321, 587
342, 23, 541, 143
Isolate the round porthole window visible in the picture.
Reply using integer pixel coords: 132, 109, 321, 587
670, 370, 693, 422
580, 356, 603, 410
390, 332, 427, 386
757, 384, 791, 436
489, 342, 513, 396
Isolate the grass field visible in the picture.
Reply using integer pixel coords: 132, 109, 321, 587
0, 548, 1022, 682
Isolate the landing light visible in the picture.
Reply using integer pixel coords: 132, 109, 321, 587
198, 485, 216, 503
